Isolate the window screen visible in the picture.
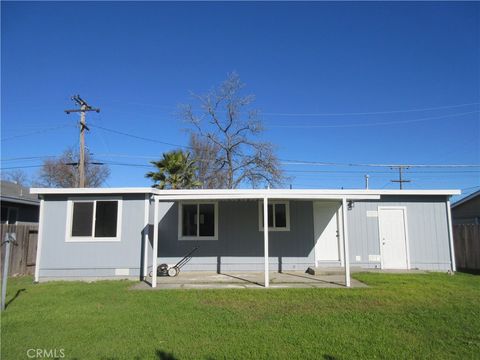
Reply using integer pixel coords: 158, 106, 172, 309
94, 201, 118, 237
71, 202, 94, 236
275, 203, 287, 228
199, 204, 215, 237
182, 204, 197, 236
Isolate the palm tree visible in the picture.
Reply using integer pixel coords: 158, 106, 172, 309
146, 150, 201, 189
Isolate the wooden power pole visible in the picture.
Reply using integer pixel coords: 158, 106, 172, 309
65, 95, 100, 187
390, 166, 411, 189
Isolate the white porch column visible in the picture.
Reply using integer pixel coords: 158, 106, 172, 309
263, 197, 269, 288
152, 197, 159, 288
341, 197, 351, 287
143, 194, 150, 280
446, 199, 456, 272
34, 198, 45, 283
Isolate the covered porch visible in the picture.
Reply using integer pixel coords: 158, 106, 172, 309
137, 270, 368, 289
143, 189, 381, 288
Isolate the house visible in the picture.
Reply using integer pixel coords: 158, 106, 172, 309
1, 181, 39, 224
451, 190, 480, 224
30, 187, 460, 287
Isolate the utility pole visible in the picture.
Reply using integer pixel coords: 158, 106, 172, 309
65, 95, 100, 187
390, 166, 411, 189
365, 174, 369, 189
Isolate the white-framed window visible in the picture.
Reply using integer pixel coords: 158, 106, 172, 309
65, 197, 122, 242
258, 200, 290, 231
178, 201, 218, 240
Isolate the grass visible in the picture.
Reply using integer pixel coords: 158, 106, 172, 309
1, 273, 479, 359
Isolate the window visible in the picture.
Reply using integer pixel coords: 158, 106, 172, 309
259, 201, 290, 231
178, 202, 218, 240
67, 198, 122, 241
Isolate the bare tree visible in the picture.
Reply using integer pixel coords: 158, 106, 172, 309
38, 148, 110, 188
181, 73, 284, 189
1, 169, 30, 187
189, 134, 228, 188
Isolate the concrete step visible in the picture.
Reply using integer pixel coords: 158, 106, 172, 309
306, 266, 362, 276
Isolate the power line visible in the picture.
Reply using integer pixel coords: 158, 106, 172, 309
261, 102, 480, 117
0, 124, 74, 141
267, 110, 479, 128
281, 159, 480, 168
285, 169, 480, 174
90, 100, 480, 117
0, 165, 44, 170
1, 155, 59, 162
89, 124, 192, 149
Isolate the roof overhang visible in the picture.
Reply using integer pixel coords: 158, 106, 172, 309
29, 187, 461, 201
0, 195, 40, 206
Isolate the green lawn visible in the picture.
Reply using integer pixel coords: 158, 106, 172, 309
1, 273, 479, 360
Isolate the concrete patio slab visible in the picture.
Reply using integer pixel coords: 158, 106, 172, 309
131, 271, 368, 290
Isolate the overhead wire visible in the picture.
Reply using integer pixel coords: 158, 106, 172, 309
267, 110, 479, 128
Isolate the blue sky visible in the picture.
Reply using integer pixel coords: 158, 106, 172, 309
1, 2, 479, 198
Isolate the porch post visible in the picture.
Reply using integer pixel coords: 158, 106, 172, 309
143, 194, 150, 280
34, 198, 45, 283
152, 196, 159, 288
263, 197, 269, 288
446, 199, 456, 272
341, 197, 351, 287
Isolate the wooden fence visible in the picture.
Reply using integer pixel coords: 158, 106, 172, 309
0, 224, 38, 276
453, 224, 480, 272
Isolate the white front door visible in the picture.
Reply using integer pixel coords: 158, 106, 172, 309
313, 202, 341, 265
378, 207, 409, 269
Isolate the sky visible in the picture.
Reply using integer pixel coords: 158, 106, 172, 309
1, 1, 479, 200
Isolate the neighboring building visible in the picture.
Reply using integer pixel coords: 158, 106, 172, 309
30, 187, 460, 287
451, 190, 480, 224
1, 181, 39, 224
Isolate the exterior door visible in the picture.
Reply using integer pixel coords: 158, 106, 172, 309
378, 207, 409, 269
313, 202, 341, 265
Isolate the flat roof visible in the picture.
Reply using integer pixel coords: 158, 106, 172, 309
30, 187, 461, 200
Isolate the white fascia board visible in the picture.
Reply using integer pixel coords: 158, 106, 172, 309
29, 187, 461, 197
154, 194, 381, 201
29, 187, 154, 195
152, 189, 460, 196
152, 189, 460, 197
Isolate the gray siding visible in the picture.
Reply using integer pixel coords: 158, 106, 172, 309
37, 193, 453, 280
348, 196, 452, 271
39, 194, 146, 279
156, 200, 315, 271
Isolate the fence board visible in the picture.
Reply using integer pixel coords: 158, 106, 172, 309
453, 224, 480, 271
0, 224, 38, 276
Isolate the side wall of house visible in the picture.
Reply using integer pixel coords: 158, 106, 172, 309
38, 194, 146, 280
452, 196, 480, 224
347, 195, 452, 271
156, 200, 315, 271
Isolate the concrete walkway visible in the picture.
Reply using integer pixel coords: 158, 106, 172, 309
132, 271, 368, 290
